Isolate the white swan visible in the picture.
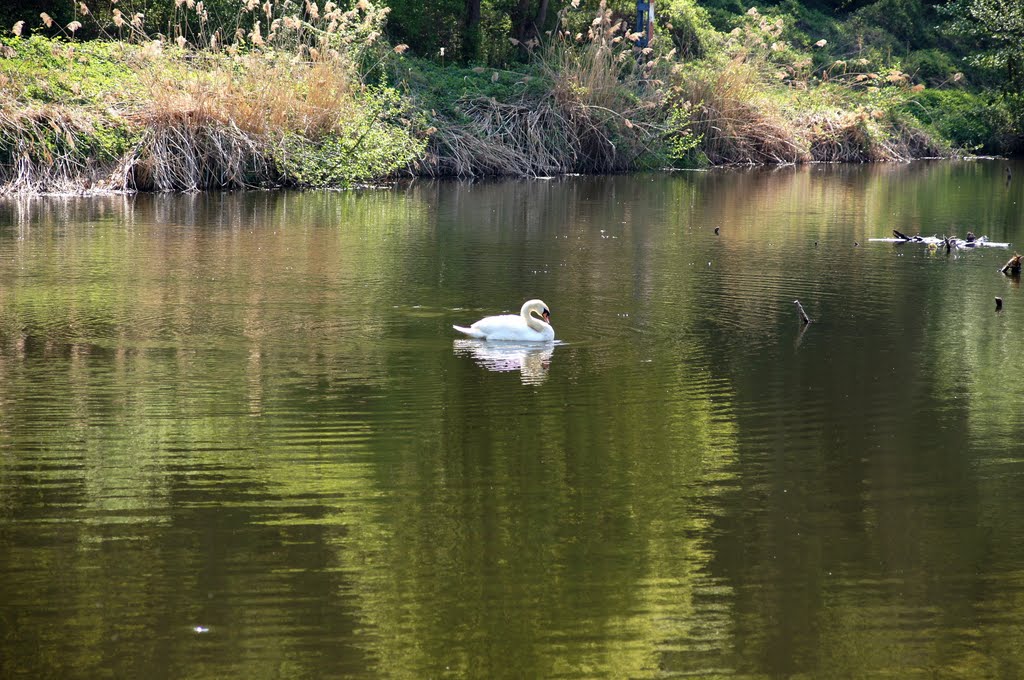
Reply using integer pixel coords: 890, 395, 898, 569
453, 299, 554, 342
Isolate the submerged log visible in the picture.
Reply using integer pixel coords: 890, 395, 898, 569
1001, 253, 1022, 276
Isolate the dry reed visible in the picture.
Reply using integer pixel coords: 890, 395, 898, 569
418, 1, 671, 178
677, 61, 808, 164
116, 113, 271, 191
0, 105, 108, 193
803, 109, 946, 162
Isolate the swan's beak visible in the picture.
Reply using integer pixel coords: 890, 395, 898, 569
542, 309, 551, 323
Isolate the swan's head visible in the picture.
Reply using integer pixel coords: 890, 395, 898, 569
522, 299, 552, 324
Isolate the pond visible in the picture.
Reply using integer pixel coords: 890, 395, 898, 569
2, 160, 1024, 678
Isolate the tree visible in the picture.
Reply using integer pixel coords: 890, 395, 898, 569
942, 0, 1024, 90
464, 0, 481, 61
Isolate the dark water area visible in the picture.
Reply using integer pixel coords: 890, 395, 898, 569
1, 160, 1024, 679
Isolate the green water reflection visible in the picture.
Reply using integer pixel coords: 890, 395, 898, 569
1, 161, 1024, 679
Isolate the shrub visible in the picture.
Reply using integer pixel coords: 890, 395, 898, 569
901, 89, 1009, 152
658, 0, 717, 58
902, 49, 958, 87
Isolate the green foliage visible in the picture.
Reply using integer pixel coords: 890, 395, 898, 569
1, 35, 140, 105
385, 0, 529, 65
941, 0, 1024, 91
391, 57, 548, 121
273, 87, 426, 186
658, 0, 717, 58
665, 103, 702, 166
900, 89, 1010, 152
385, 0, 467, 61
1002, 92, 1024, 154
848, 0, 934, 50
902, 49, 958, 87
698, 0, 748, 32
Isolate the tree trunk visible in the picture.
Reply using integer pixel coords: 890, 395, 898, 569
464, 0, 481, 62
533, 0, 550, 36
515, 0, 532, 43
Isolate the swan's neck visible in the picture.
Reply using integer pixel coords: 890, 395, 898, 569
523, 310, 548, 333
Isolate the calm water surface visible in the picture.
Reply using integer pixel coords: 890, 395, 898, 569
2, 161, 1024, 678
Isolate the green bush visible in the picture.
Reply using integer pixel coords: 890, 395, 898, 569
658, 0, 718, 58
901, 89, 1009, 152
849, 0, 934, 50
999, 92, 1024, 154
902, 49, 958, 86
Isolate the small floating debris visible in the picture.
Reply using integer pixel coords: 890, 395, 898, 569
868, 229, 1010, 249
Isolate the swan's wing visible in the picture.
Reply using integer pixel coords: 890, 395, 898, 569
464, 314, 526, 338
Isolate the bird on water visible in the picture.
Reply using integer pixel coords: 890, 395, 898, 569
453, 299, 554, 342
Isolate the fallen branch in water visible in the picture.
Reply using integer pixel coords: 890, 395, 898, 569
1001, 253, 1022, 276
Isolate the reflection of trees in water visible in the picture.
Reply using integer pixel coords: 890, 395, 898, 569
7, 165, 1023, 678
691, 161, 1024, 677
324, 335, 741, 678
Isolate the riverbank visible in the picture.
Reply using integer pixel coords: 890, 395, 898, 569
1, 1, 1019, 194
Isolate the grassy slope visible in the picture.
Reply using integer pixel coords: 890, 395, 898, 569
0, 0, 1017, 194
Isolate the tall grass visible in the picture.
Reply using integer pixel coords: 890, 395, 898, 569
671, 6, 948, 165
418, 1, 678, 178
678, 60, 807, 164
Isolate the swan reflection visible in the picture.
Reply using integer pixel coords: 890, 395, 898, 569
453, 339, 555, 385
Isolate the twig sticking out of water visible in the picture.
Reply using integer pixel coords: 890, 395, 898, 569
793, 299, 812, 325
1001, 253, 1022, 276
996, 297, 1003, 311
